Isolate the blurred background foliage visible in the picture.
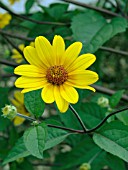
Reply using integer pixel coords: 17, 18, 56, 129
0, 0, 128, 170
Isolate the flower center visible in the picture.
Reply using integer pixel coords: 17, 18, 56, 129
46, 65, 68, 85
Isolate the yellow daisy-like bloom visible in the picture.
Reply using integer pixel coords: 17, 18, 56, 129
10, 91, 30, 126
9, 0, 20, 5
14, 35, 98, 113
0, 13, 11, 29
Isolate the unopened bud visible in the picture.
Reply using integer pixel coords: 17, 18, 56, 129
16, 157, 24, 163
97, 97, 109, 107
31, 120, 39, 126
2, 105, 17, 120
79, 163, 91, 170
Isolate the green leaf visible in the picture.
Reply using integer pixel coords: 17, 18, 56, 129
20, 12, 44, 29
53, 136, 101, 170
71, 10, 127, 53
93, 121, 128, 162
105, 153, 126, 170
24, 89, 45, 118
79, 102, 107, 128
109, 90, 124, 108
23, 123, 47, 159
44, 126, 69, 150
3, 137, 30, 165
116, 110, 128, 125
25, 0, 35, 14
4, 125, 69, 164
41, 3, 68, 20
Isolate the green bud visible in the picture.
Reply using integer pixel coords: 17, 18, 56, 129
16, 157, 24, 163
2, 105, 17, 120
79, 163, 91, 170
97, 97, 109, 107
31, 120, 39, 126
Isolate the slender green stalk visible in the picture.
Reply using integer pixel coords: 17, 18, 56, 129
16, 113, 84, 133
69, 104, 88, 132
88, 150, 102, 164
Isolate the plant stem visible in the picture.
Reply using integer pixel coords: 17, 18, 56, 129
0, 2, 67, 26
99, 46, 128, 56
115, 0, 125, 17
0, 30, 34, 41
87, 106, 128, 133
3, 35, 23, 56
1, 30, 128, 56
16, 113, 84, 133
92, 85, 128, 102
88, 150, 102, 164
17, 113, 36, 122
63, 0, 120, 17
16, 106, 128, 134
69, 104, 88, 132
0, 59, 18, 67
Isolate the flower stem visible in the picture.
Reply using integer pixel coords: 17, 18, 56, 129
16, 113, 84, 133
17, 113, 36, 122
87, 106, 128, 133
69, 104, 88, 132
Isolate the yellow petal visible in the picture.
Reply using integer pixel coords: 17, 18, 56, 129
84, 86, 96, 92
54, 86, 68, 113
21, 87, 43, 93
15, 76, 47, 88
23, 46, 46, 69
14, 65, 45, 77
14, 91, 24, 104
61, 100, 69, 113
67, 53, 96, 72
65, 82, 96, 91
60, 84, 79, 104
18, 44, 24, 51
10, 98, 20, 107
52, 35, 65, 65
67, 70, 98, 88
41, 84, 54, 103
12, 54, 22, 59
13, 117, 25, 126
35, 36, 55, 67
62, 42, 82, 69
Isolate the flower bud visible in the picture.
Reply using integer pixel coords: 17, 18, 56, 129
79, 163, 91, 170
97, 97, 109, 107
16, 157, 24, 163
2, 105, 17, 120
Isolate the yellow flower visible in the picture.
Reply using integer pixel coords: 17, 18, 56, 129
12, 42, 35, 63
10, 91, 30, 126
9, 0, 20, 5
14, 35, 98, 113
12, 44, 25, 64
0, 13, 11, 29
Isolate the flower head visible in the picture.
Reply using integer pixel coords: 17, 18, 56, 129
0, 13, 11, 29
9, 0, 20, 5
2, 105, 17, 120
14, 35, 98, 113
10, 91, 30, 126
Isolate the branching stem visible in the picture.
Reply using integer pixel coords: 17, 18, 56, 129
16, 107, 128, 134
